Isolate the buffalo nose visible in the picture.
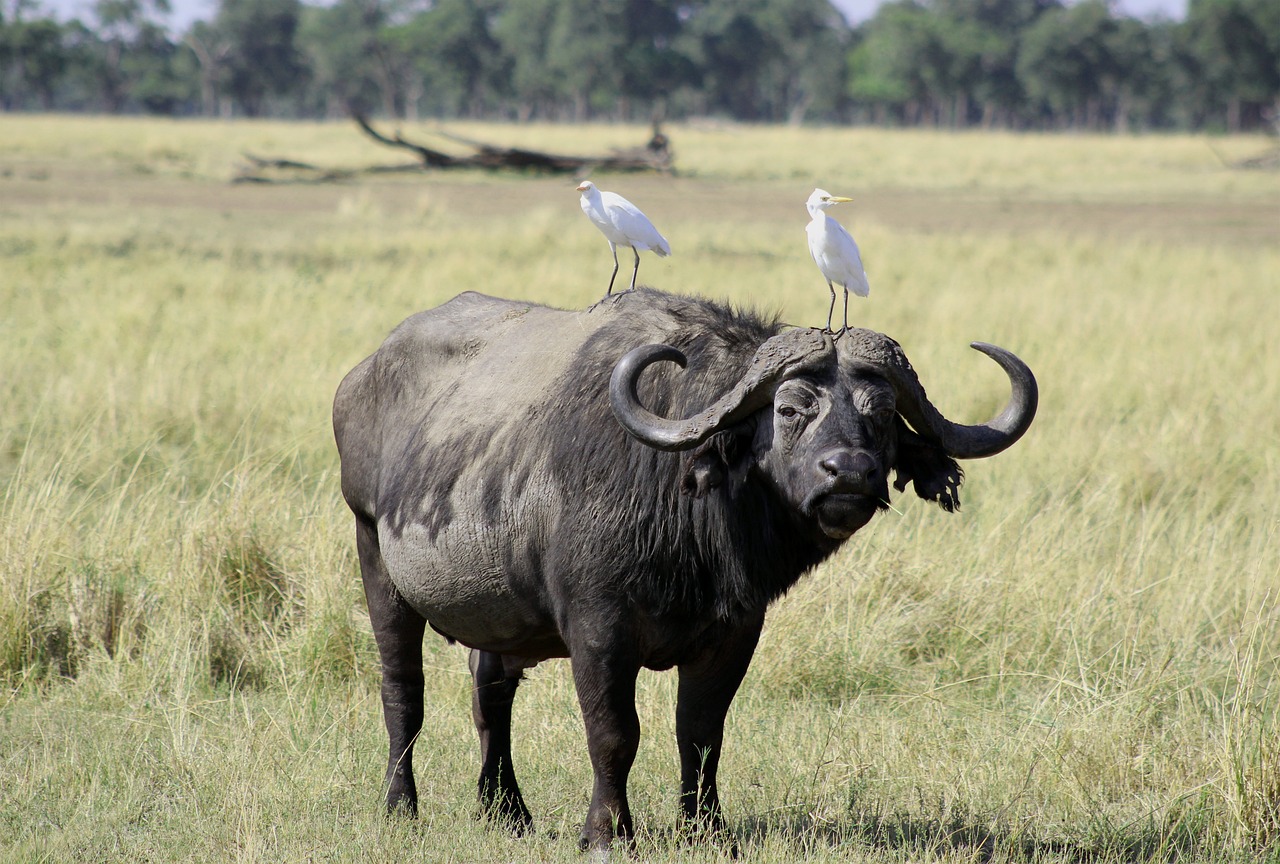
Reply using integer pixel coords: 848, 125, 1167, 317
820, 450, 878, 487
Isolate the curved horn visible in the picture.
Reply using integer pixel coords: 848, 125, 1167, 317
839, 331, 1037, 459
611, 328, 835, 452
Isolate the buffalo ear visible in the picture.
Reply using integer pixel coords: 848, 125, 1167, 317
892, 419, 964, 512
680, 449, 725, 498
679, 428, 749, 498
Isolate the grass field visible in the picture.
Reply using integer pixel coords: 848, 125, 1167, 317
2, 116, 1279, 863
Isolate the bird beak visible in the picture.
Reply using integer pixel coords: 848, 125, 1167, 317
576, 183, 589, 192
829, 196, 853, 203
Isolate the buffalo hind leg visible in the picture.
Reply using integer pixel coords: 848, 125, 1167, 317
356, 516, 428, 816
571, 643, 641, 852
469, 649, 534, 834
675, 618, 764, 845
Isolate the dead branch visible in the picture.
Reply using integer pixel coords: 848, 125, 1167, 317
354, 114, 672, 174
352, 114, 458, 168
232, 152, 428, 184
1233, 147, 1280, 170
426, 124, 672, 173
232, 115, 674, 184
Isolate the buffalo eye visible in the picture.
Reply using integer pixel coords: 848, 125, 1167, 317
774, 383, 818, 425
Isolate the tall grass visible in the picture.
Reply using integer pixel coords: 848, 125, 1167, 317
1, 116, 1278, 862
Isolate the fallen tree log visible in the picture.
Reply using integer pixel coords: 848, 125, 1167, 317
1232, 145, 1280, 171
233, 115, 673, 183
233, 152, 424, 184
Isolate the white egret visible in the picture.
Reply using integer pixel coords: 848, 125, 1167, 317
805, 187, 869, 334
577, 181, 670, 301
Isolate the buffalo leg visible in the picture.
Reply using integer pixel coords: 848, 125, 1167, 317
571, 646, 641, 851
675, 619, 763, 838
356, 516, 427, 816
469, 649, 533, 834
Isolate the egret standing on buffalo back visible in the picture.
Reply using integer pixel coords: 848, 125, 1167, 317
577, 180, 671, 302
806, 187, 870, 334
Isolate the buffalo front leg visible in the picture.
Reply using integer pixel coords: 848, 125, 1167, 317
357, 516, 428, 816
469, 649, 534, 834
675, 618, 763, 840
571, 645, 641, 852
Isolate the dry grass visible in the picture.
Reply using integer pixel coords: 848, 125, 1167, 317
1, 116, 1278, 862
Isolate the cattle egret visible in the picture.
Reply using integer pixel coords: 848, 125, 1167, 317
577, 180, 670, 301
805, 187, 870, 334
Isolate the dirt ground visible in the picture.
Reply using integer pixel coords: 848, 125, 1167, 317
5, 159, 1277, 249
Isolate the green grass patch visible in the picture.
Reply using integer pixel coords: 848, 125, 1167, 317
1, 116, 1278, 861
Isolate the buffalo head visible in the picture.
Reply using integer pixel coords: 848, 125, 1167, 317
610, 327, 1038, 545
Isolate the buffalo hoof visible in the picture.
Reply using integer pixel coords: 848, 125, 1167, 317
478, 798, 534, 836
578, 834, 620, 860
578, 828, 635, 857
383, 795, 418, 820
679, 818, 739, 858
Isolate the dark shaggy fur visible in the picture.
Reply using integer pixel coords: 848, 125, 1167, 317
542, 292, 827, 621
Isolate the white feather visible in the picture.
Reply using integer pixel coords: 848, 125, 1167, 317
577, 181, 670, 298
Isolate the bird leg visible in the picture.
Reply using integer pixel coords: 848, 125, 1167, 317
839, 286, 851, 336
824, 282, 837, 333
606, 243, 621, 297
589, 245, 622, 312
626, 247, 641, 294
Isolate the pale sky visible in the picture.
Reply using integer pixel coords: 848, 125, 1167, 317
44, 0, 1190, 38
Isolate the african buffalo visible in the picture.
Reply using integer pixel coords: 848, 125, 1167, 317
332, 288, 1037, 852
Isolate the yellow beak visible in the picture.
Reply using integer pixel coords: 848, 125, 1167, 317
829, 196, 852, 203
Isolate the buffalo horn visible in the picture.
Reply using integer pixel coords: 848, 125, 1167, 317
610, 328, 835, 452
839, 330, 1038, 460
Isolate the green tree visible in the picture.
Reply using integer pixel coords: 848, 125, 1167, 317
543, 0, 623, 120
755, 0, 848, 123
299, 0, 420, 118
125, 20, 194, 113
50, 19, 102, 109
1104, 14, 1156, 131
2, 17, 66, 108
214, 0, 306, 116
847, 1, 941, 124
1132, 20, 1189, 129
933, 0, 1060, 127
90, 0, 172, 111
1186, 0, 1280, 131
681, 0, 783, 120
395, 0, 504, 118
1018, 0, 1126, 129
185, 19, 230, 116
613, 0, 696, 120
491, 0, 689, 121
490, 0, 559, 119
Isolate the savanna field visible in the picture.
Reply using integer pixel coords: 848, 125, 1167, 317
2, 116, 1279, 862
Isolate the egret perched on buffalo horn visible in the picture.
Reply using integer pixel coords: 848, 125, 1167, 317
805, 187, 870, 334
577, 180, 670, 302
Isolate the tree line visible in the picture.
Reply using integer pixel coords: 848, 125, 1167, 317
2, 0, 1277, 132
